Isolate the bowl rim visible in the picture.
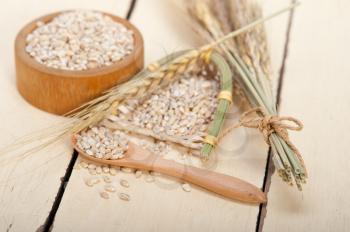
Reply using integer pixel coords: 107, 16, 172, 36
15, 10, 144, 78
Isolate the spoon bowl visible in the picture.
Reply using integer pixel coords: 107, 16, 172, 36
72, 135, 267, 204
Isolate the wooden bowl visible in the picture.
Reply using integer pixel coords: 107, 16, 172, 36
15, 11, 144, 115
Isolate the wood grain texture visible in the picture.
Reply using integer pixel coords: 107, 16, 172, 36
15, 11, 144, 115
52, 0, 289, 231
263, 0, 350, 231
0, 1, 130, 231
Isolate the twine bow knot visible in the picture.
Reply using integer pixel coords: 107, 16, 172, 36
206, 107, 306, 175
239, 107, 303, 145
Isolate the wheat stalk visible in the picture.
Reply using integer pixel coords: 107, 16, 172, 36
186, 0, 306, 190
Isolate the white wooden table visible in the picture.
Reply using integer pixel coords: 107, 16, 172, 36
0, 0, 349, 231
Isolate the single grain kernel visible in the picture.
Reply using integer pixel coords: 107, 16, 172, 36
103, 176, 112, 183
120, 179, 129, 188
182, 183, 191, 192
119, 193, 130, 201
145, 175, 155, 183
85, 178, 100, 187
110, 167, 118, 176
105, 185, 116, 193
96, 166, 102, 174
89, 169, 97, 175
135, 170, 142, 178
88, 164, 96, 170
121, 167, 134, 173
80, 161, 88, 168
100, 191, 110, 199
102, 166, 110, 173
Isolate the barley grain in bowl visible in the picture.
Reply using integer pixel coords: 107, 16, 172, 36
25, 10, 135, 71
15, 10, 144, 115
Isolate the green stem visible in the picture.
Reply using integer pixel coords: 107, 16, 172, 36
201, 52, 233, 157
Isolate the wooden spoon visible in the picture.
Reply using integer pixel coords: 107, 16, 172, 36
72, 136, 266, 204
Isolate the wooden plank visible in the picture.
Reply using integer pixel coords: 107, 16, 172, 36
0, 1, 130, 231
52, 0, 291, 231
263, 0, 350, 231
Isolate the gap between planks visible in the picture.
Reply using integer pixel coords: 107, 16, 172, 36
256, 1, 296, 231
36, 1, 138, 231
38, 151, 78, 232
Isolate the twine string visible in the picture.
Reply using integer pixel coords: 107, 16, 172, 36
217, 90, 233, 103
237, 107, 303, 145
215, 107, 305, 169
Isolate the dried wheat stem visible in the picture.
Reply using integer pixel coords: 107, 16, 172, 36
186, 0, 306, 189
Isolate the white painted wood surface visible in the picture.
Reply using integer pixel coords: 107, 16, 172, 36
0, 1, 130, 231
0, 0, 309, 231
52, 0, 289, 231
263, 0, 350, 231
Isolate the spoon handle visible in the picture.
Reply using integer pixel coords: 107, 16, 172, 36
73, 137, 266, 204
141, 156, 266, 204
